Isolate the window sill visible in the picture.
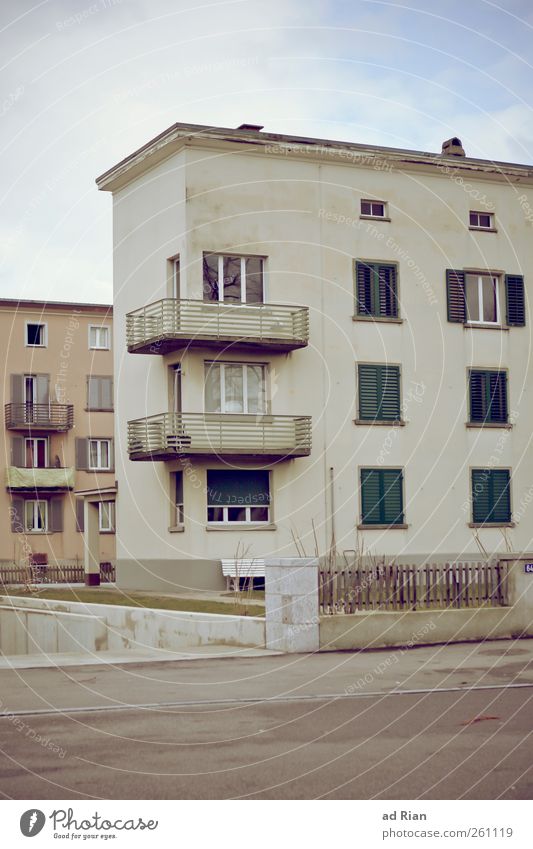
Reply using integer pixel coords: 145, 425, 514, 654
466, 422, 512, 430
99, 530, 115, 535
352, 315, 403, 324
468, 522, 515, 529
89, 347, 111, 351
206, 523, 277, 532
359, 215, 391, 222
469, 226, 497, 233
354, 418, 405, 427
357, 523, 409, 530
463, 323, 509, 332
87, 468, 115, 473
168, 525, 185, 533
85, 408, 114, 413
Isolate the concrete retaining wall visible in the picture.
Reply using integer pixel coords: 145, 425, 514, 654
0, 596, 264, 654
0, 606, 107, 655
116, 559, 226, 592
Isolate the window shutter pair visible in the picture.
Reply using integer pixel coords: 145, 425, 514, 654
361, 469, 404, 525
9, 496, 63, 532
358, 364, 401, 421
356, 262, 398, 318
447, 269, 525, 326
75, 438, 114, 470
469, 371, 508, 424
472, 470, 511, 523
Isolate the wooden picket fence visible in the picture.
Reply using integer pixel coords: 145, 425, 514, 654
0, 561, 115, 586
319, 561, 509, 615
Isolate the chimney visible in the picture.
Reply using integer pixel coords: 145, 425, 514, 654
237, 123, 264, 132
441, 137, 465, 157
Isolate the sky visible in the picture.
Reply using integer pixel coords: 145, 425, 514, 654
1, 0, 532, 304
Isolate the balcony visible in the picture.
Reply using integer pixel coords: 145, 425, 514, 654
4, 403, 74, 432
126, 299, 310, 354
127, 412, 312, 460
5, 466, 75, 492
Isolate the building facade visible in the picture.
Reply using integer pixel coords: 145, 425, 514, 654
97, 122, 533, 592
0, 299, 115, 569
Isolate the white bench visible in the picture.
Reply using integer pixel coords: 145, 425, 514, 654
221, 559, 265, 592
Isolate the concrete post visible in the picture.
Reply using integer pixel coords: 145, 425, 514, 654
265, 557, 319, 653
84, 500, 101, 586
501, 557, 533, 635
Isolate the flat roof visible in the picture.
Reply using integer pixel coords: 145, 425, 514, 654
96, 120, 533, 192
0, 298, 112, 312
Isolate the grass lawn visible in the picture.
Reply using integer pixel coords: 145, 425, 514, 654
0, 587, 265, 617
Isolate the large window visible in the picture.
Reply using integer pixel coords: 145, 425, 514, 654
465, 273, 500, 324
87, 376, 113, 411
358, 364, 401, 421
472, 469, 511, 524
207, 470, 270, 524
447, 269, 525, 327
469, 370, 508, 424
205, 362, 266, 414
89, 439, 111, 470
89, 325, 110, 350
355, 262, 398, 318
24, 500, 48, 532
25, 437, 48, 468
360, 468, 404, 526
99, 501, 115, 533
203, 254, 264, 304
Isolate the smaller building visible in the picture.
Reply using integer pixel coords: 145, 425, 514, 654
0, 298, 115, 571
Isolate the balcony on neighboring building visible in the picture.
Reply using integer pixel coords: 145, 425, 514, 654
5, 466, 76, 492
126, 299, 310, 354
127, 412, 312, 460
4, 403, 74, 432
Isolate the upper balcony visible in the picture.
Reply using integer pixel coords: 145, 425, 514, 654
5, 466, 75, 491
126, 299, 310, 354
5, 403, 74, 432
127, 412, 312, 460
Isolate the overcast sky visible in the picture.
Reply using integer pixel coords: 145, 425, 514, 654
1, 0, 532, 304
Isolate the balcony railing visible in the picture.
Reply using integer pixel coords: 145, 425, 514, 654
126, 299, 310, 354
4, 403, 74, 431
127, 412, 312, 460
5, 466, 76, 491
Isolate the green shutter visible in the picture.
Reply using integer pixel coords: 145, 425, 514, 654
505, 275, 525, 326
206, 470, 270, 506
472, 470, 511, 523
469, 371, 507, 424
361, 469, 404, 525
358, 365, 400, 420
355, 262, 374, 315
379, 265, 398, 318
356, 263, 397, 317
446, 269, 466, 323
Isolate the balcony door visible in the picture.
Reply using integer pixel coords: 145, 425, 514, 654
205, 362, 266, 414
25, 437, 48, 468
24, 374, 49, 424
203, 254, 264, 304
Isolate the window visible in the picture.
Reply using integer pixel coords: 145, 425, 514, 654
99, 501, 115, 532
358, 364, 401, 421
89, 325, 110, 350
25, 437, 48, 468
203, 254, 264, 304
446, 270, 525, 326
471, 469, 511, 524
360, 200, 387, 219
205, 362, 266, 414
87, 376, 113, 410
25, 322, 47, 347
88, 439, 111, 470
465, 273, 500, 324
360, 468, 404, 526
355, 262, 398, 318
469, 211, 494, 230
24, 500, 48, 532
171, 471, 184, 526
207, 470, 270, 524
469, 371, 508, 424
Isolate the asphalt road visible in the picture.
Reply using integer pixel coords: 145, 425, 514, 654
1, 640, 532, 799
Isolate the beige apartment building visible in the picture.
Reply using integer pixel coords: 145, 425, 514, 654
97, 122, 533, 592
0, 299, 115, 573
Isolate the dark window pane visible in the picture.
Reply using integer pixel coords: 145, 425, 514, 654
250, 506, 269, 522
223, 256, 242, 302
208, 507, 224, 522
372, 203, 384, 217
479, 214, 491, 228
469, 212, 478, 226
228, 507, 246, 522
245, 257, 263, 303
203, 254, 219, 302
361, 201, 372, 215
27, 324, 43, 345
465, 275, 480, 321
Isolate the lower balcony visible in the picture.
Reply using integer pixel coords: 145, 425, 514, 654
5, 403, 74, 432
127, 412, 312, 460
5, 466, 75, 492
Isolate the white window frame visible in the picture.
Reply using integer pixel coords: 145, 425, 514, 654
207, 505, 270, 525
465, 273, 501, 325
25, 437, 48, 468
25, 321, 47, 348
99, 501, 115, 533
89, 325, 111, 350
204, 254, 265, 304
360, 200, 387, 219
469, 211, 494, 230
204, 361, 267, 414
88, 439, 111, 471
24, 499, 48, 533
